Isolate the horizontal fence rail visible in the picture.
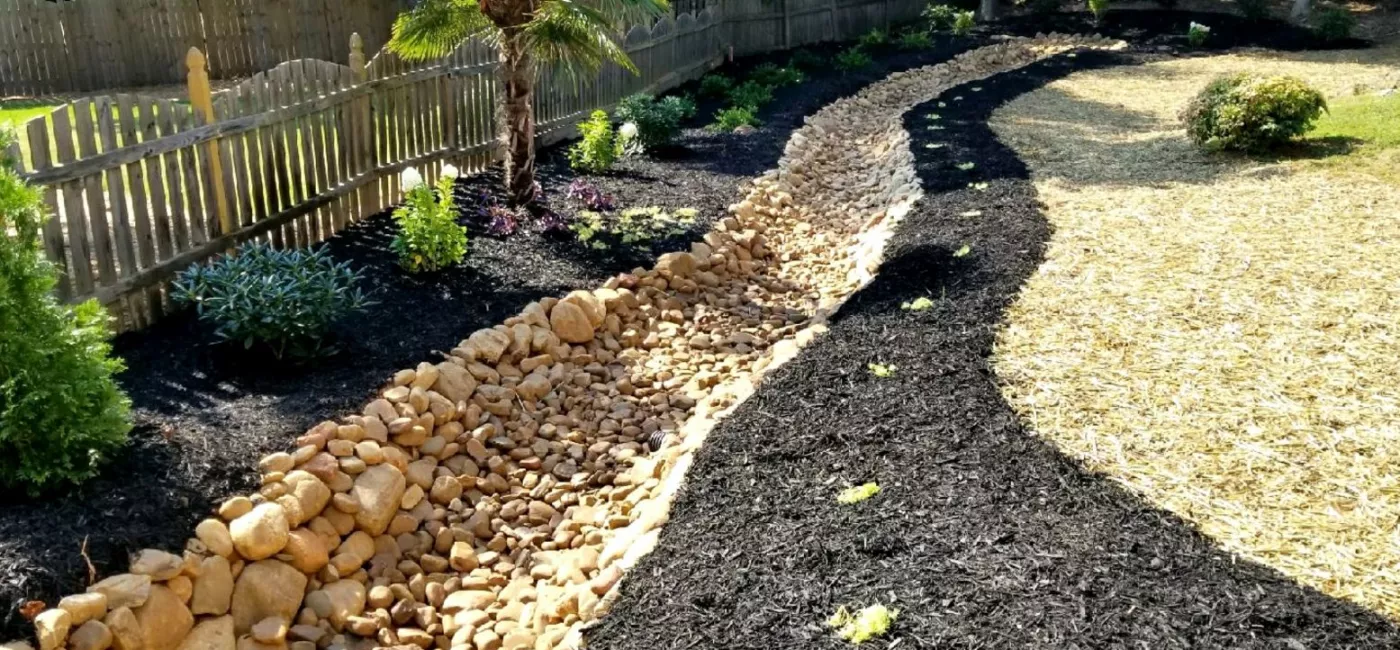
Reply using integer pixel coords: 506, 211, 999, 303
10, 0, 923, 332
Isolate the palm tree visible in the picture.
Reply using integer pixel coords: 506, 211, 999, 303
388, 0, 670, 205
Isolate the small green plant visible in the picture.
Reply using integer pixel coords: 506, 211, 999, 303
571, 206, 698, 250
1087, 0, 1110, 22
1181, 73, 1328, 153
868, 362, 897, 377
173, 243, 373, 359
828, 605, 898, 644
568, 110, 619, 172
902, 296, 935, 311
837, 483, 881, 504
788, 49, 826, 70
835, 46, 874, 72
709, 106, 762, 132
728, 81, 775, 109
954, 244, 972, 258
896, 30, 934, 49
391, 166, 468, 273
1187, 21, 1211, 47
698, 73, 734, 98
858, 28, 889, 48
969, 181, 989, 191
1314, 7, 1356, 42
0, 124, 131, 494
952, 10, 976, 35
614, 93, 696, 154
749, 62, 805, 88
955, 161, 976, 170
1237, 0, 1270, 21
923, 2, 959, 30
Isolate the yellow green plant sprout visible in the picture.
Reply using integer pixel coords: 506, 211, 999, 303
868, 363, 896, 377
828, 604, 898, 644
901, 297, 934, 311
837, 483, 881, 504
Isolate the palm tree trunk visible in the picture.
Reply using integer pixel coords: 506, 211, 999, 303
499, 29, 536, 206
980, 0, 997, 22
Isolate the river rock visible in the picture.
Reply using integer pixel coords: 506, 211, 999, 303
229, 503, 290, 561
174, 616, 233, 650
230, 560, 307, 634
351, 464, 405, 535
190, 556, 233, 616
132, 586, 192, 650
550, 301, 595, 344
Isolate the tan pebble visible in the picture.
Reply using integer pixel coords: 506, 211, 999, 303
218, 497, 253, 521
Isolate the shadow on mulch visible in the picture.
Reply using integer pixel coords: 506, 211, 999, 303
584, 51, 1400, 650
0, 35, 985, 643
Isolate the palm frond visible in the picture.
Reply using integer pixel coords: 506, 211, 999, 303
389, 0, 495, 61
590, 0, 672, 26
524, 1, 640, 77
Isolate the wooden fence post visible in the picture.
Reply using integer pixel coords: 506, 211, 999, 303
186, 47, 233, 244
348, 33, 380, 214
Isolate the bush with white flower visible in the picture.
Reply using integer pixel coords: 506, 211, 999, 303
1187, 21, 1210, 47
613, 93, 697, 154
391, 164, 468, 273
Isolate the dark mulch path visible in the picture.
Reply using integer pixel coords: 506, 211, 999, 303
992, 9, 1369, 50
0, 36, 982, 642
584, 52, 1400, 649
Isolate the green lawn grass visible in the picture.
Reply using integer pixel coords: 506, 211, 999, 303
1305, 93, 1400, 182
0, 101, 59, 129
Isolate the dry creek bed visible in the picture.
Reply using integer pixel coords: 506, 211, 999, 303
12, 35, 1118, 650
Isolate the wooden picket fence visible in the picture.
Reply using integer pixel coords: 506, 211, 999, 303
8, 0, 924, 332
0, 0, 411, 97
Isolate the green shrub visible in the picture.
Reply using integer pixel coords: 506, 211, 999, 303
728, 81, 775, 109
952, 10, 976, 35
1180, 73, 1328, 152
0, 125, 131, 494
615, 93, 696, 154
567, 110, 618, 172
708, 106, 761, 132
835, 46, 874, 72
923, 2, 959, 30
1088, 0, 1110, 22
698, 73, 734, 98
897, 30, 934, 49
173, 243, 372, 359
391, 166, 467, 273
1237, 0, 1270, 21
1187, 21, 1211, 47
858, 28, 889, 48
749, 62, 805, 88
1314, 7, 1356, 42
788, 49, 826, 70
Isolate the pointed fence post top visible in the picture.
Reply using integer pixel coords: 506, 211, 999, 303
349, 33, 367, 82
186, 47, 208, 75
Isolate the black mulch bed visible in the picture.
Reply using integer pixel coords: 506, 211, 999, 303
992, 9, 1369, 50
0, 36, 985, 642
585, 52, 1400, 649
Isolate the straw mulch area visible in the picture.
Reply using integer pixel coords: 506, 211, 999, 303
991, 45, 1400, 618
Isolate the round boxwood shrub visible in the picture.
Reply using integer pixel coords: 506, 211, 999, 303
0, 127, 131, 494
1180, 73, 1328, 152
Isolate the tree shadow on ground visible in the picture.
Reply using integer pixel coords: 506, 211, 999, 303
585, 49, 1400, 650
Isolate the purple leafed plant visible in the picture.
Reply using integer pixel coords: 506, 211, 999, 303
487, 205, 519, 236
534, 207, 571, 233
566, 179, 616, 212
